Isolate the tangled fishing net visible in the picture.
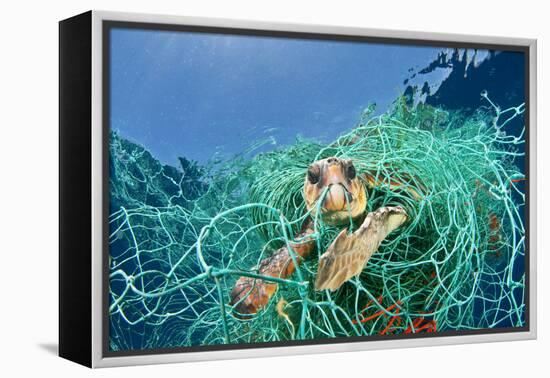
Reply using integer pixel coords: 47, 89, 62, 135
108, 93, 526, 351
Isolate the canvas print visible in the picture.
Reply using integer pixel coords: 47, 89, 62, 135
107, 25, 527, 353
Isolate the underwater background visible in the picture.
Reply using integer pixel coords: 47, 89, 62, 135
107, 27, 526, 352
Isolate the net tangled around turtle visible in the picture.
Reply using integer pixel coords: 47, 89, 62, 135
108, 94, 526, 351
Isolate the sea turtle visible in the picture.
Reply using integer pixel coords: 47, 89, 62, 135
229, 156, 413, 317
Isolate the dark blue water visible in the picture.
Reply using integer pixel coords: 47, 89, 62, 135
110, 29, 524, 165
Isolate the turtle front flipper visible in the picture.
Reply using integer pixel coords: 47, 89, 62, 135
315, 206, 408, 291
230, 223, 315, 319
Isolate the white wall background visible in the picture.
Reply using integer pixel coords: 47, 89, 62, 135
0, 0, 546, 376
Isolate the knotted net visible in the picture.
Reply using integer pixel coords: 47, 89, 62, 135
108, 94, 526, 351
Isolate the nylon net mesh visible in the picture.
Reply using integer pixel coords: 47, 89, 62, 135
108, 94, 526, 351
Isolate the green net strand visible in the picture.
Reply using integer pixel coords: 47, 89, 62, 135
108, 95, 525, 351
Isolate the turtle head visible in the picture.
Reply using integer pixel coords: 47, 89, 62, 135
304, 157, 367, 226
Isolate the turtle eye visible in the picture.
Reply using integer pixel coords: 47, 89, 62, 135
307, 165, 320, 184
346, 163, 357, 180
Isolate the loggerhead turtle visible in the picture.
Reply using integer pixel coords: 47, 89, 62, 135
229, 156, 415, 318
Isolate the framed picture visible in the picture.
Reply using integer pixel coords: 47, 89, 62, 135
59, 10, 537, 368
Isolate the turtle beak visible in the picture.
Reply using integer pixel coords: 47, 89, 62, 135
322, 160, 351, 211
324, 184, 348, 211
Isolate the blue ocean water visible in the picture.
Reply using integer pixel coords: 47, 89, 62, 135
111, 29, 451, 165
